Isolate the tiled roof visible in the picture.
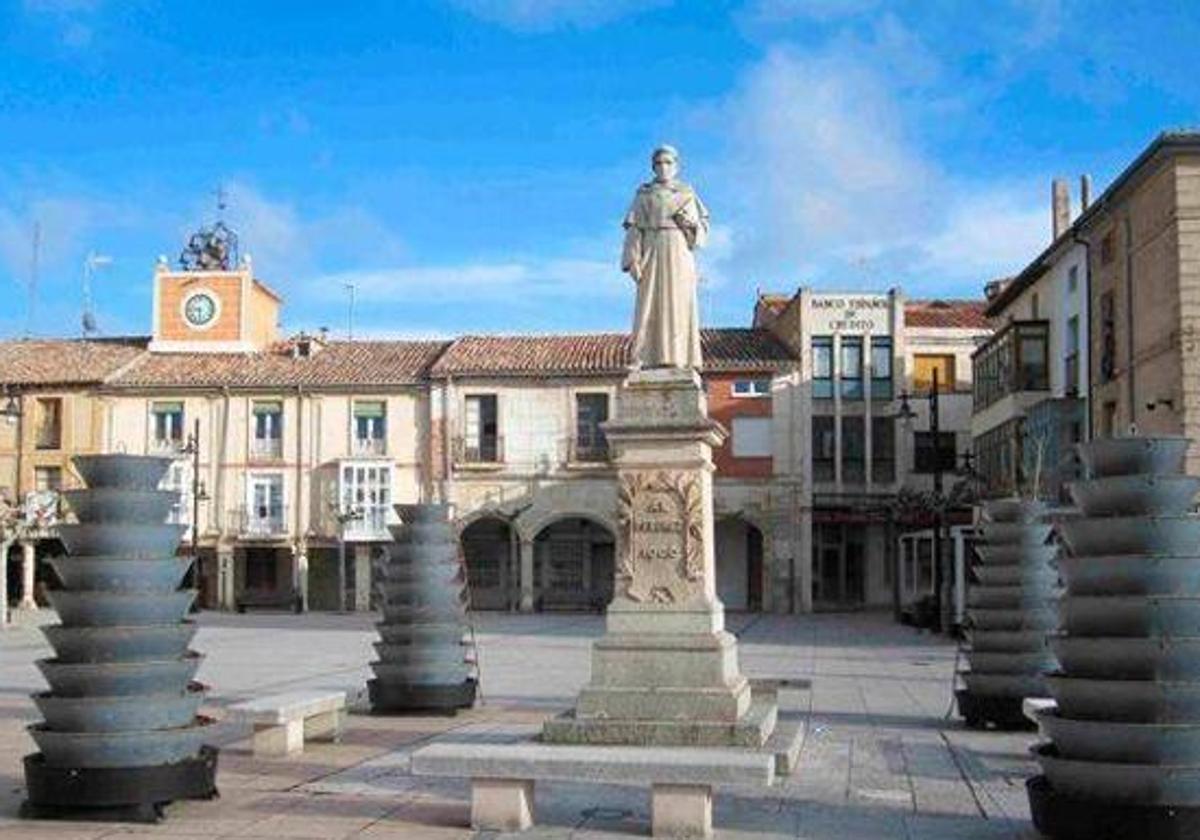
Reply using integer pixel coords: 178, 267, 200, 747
431, 328, 797, 377
0, 338, 148, 386
110, 340, 450, 388
904, 300, 990, 330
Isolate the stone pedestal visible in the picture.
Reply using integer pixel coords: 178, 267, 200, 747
543, 368, 774, 748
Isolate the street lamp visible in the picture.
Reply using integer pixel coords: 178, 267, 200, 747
1, 386, 20, 423
180, 420, 211, 605
335, 504, 364, 612
896, 366, 950, 633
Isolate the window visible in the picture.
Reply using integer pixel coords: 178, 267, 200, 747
151, 401, 184, 452
34, 466, 62, 492
1067, 265, 1078, 294
871, 417, 895, 483
972, 321, 1050, 410
812, 337, 833, 399
1065, 316, 1080, 394
1018, 333, 1049, 390
842, 416, 864, 482
34, 398, 62, 450
812, 416, 835, 481
461, 394, 500, 463
1030, 292, 1040, 319
574, 393, 609, 462
731, 416, 772, 458
1100, 229, 1116, 266
870, 338, 893, 399
341, 462, 392, 538
914, 431, 957, 474
841, 337, 863, 399
732, 379, 771, 398
352, 400, 387, 456
913, 354, 955, 393
246, 474, 284, 535
1101, 401, 1118, 439
1100, 291, 1116, 382
252, 401, 283, 460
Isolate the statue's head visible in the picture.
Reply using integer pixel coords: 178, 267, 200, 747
651, 145, 680, 183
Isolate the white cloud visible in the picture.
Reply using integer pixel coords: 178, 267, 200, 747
449, 0, 672, 32
309, 255, 625, 304
704, 43, 1051, 294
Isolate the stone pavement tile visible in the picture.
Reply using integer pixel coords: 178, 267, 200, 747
0, 825, 120, 840
901, 734, 983, 818
846, 734, 914, 813
796, 801, 908, 840
905, 812, 1035, 839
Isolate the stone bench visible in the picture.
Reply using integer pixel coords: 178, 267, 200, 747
411, 741, 775, 838
229, 690, 348, 758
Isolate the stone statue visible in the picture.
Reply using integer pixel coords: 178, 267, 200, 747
621, 145, 709, 370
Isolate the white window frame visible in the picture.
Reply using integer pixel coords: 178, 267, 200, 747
731, 378, 772, 398
340, 461, 394, 539
246, 472, 286, 535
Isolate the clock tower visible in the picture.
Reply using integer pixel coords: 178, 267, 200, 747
149, 222, 281, 353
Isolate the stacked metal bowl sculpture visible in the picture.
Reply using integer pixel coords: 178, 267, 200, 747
1029, 436, 1200, 838
957, 498, 1059, 729
23, 454, 217, 821
368, 503, 477, 712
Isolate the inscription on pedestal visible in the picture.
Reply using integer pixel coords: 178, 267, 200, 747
616, 471, 704, 604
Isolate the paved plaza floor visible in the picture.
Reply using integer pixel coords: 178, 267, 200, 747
0, 610, 1042, 839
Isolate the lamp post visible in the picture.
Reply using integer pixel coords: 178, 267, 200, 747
180, 420, 211, 606
335, 505, 364, 613
896, 367, 949, 633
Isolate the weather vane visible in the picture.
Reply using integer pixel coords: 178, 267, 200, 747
178, 184, 240, 271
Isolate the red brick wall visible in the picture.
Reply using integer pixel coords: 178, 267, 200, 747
706, 373, 773, 478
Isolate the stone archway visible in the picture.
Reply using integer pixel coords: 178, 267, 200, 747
532, 517, 616, 612
715, 517, 765, 611
460, 517, 514, 610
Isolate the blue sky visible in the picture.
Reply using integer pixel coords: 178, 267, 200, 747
1, 0, 1198, 340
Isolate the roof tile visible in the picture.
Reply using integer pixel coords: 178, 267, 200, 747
0, 338, 148, 386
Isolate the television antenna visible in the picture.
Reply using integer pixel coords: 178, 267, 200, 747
81, 252, 112, 336
344, 281, 356, 340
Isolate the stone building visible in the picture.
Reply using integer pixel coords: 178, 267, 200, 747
754, 289, 991, 612
0, 337, 147, 612
2, 254, 993, 617
973, 131, 1200, 495
425, 330, 799, 614
972, 178, 1090, 501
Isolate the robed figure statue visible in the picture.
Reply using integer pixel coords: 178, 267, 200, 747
621, 145, 709, 370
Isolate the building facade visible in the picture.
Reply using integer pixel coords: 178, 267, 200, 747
972, 178, 1090, 501
3, 251, 993, 617
973, 131, 1200, 498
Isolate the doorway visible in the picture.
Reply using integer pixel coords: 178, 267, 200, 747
812, 522, 866, 609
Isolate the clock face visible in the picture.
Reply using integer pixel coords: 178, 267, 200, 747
183, 292, 217, 328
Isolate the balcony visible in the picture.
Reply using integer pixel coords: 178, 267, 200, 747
971, 320, 1050, 413
352, 437, 386, 457
234, 506, 288, 539
453, 435, 504, 468
340, 506, 392, 541
149, 437, 184, 456
567, 435, 610, 466
250, 437, 283, 461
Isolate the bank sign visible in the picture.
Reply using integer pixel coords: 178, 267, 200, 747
810, 294, 891, 334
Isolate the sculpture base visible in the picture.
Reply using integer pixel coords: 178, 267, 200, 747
368, 678, 477, 714
22, 746, 219, 823
543, 686, 776, 749
1027, 775, 1200, 840
956, 689, 1037, 731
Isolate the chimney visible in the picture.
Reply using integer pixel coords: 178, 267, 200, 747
1052, 178, 1071, 240
1080, 174, 1092, 211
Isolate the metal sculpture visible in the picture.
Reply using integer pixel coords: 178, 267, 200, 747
957, 497, 1059, 729
368, 503, 477, 712
1028, 436, 1200, 838
23, 454, 217, 822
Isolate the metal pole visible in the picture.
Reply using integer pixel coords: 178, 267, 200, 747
190, 419, 202, 603
338, 527, 347, 613
0, 537, 10, 628
931, 366, 944, 633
